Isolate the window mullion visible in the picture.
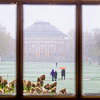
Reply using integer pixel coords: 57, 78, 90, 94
16, 2, 23, 99
76, 4, 82, 99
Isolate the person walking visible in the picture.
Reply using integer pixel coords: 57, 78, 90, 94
54, 70, 57, 81
50, 69, 55, 81
61, 69, 65, 80
56, 62, 58, 67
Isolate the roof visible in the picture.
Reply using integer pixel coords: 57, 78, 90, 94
24, 22, 68, 37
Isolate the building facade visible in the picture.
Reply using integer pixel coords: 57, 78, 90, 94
24, 22, 68, 62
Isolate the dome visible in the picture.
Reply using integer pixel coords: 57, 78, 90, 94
24, 22, 68, 37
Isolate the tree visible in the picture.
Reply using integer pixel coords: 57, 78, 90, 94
66, 30, 75, 62
0, 25, 15, 62
93, 29, 100, 65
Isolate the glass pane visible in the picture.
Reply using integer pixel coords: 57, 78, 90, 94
82, 6, 100, 96
0, 5, 16, 95
23, 5, 76, 96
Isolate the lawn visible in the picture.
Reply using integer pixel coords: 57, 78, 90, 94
0, 61, 100, 95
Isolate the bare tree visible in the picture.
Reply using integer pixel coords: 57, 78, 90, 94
0, 25, 15, 62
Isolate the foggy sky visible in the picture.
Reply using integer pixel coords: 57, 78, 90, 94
0, 4, 100, 37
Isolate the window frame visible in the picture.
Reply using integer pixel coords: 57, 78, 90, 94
0, 0, 100, 100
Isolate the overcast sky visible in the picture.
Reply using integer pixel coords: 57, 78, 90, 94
0, 5, 100, 37
23, 5, 75, 35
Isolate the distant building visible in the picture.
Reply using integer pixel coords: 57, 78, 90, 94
24, 22, 69, 62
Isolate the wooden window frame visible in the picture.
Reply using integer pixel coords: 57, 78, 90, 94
0, 0, 100, 100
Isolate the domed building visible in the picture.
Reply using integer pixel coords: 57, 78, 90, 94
24, 22, 68, 62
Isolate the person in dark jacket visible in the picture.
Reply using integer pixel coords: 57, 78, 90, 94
54, 71, 57, 81
61, 69, 65, 80
50, 69, 55, 81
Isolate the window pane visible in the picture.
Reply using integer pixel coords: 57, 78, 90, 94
82, 6, 100, 96
0, 5, 16, 95
23, 5, 75, 96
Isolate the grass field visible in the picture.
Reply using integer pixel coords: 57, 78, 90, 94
0, 61, 100, 95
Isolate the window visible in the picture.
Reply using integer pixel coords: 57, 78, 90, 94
0, 0, 100, 100
82, 5, 100, 96
23, 5, 75, 96
0, 4, 16, 95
